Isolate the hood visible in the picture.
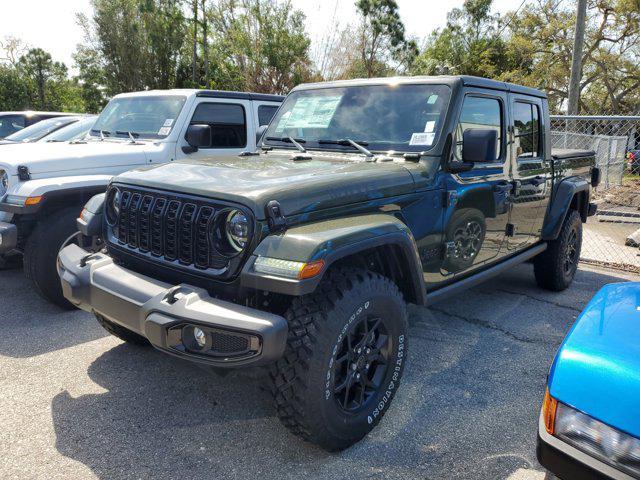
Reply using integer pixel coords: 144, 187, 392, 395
0, 140, 157, 177
549, 282, 640, 437
114, 152, 417, 219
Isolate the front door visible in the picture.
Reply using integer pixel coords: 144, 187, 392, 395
176, 99, 251, 161
507, 95, 550, 251
443, 92, 512, 277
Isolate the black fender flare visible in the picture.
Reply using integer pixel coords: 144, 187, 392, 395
542, 177, 590, 241
241, 214, 427, 304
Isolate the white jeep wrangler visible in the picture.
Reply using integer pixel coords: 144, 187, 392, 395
0, 89, 283, 306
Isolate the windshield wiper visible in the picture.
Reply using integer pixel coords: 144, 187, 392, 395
265, 136, 307, 153
91, 129, 111, 141
115, 131, 141, 143
318, 138, 373, 157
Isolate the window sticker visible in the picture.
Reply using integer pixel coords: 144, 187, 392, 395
410, 132, 435, 146
158, 126, 171, 136
276, 95, 343, 131
424, 121, 436, 133
163, 118, 174, 127
427, 94, 438, 104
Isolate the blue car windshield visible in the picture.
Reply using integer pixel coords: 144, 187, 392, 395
264, 83, 451, 153
5, 117, 76, 142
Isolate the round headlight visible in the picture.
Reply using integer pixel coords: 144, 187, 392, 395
226, 209, 249, 251
0, 171, 8, 197
105, 187, 121, 226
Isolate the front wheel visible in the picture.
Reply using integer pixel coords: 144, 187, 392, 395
271, 268, 408, 451
24, 207, 81, 308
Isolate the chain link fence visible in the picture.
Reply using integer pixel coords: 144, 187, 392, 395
550, 115, 640, 273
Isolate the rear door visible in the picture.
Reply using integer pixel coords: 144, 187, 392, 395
507, 95, 550, 251
444, 90, 512, 276
176, 98, 251, 160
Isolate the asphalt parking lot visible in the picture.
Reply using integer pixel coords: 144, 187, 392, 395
1, 263, 638, 480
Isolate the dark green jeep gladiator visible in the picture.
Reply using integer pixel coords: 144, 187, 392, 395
58, 76, 599, 450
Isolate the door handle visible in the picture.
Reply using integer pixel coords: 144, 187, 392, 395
493, 182, 513, 193
531, 176, 545, 186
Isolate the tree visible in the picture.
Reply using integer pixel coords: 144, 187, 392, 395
81, 0, 187, 95
503, 0, 640, 114
205, 0, 314, 93
0, 65, 30, 110
17, 48, 69, 109
73, 45, 108, 113
355, 0, 418, 78
411, 0, 508, 78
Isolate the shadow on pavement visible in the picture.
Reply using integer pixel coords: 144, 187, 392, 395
0, 269, 107, 358
49, 263, 635, 479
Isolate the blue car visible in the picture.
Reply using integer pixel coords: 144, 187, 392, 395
538, 282, 640, 479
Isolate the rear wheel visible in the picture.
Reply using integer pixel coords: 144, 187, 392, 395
271, 268, 407, 451
24, 207, 81, 308
534, 209, 582, 291
94, 313, 150, 346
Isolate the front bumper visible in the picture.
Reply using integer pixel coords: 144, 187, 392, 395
0, 221, 17, 254
58, 244, 288, 368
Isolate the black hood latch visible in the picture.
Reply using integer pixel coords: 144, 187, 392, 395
265, 200, 286, 233
17, 165, 31, 181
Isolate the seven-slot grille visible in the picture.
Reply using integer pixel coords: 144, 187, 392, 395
110, 187, 238, 271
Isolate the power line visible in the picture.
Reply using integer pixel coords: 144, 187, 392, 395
495, 0, 529, 37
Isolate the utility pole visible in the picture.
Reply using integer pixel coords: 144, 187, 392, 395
567, 0, 587, 114
192, 0, 198, 85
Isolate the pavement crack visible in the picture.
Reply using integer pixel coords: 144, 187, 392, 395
492, 288, 582, 313
429, 306, 547, 345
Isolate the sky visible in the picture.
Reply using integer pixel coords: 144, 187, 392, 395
0, 0, 525, 71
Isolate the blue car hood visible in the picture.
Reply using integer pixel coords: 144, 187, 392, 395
549, 282, 640, 437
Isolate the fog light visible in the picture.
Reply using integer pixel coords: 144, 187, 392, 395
193, 326, 206, 348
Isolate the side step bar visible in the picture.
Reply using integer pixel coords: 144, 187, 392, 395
426, 242, 547, 305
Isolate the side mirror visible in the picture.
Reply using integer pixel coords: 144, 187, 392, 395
462, 128, 498, 163
256, 125, 268, 146
183, 124, 211, 154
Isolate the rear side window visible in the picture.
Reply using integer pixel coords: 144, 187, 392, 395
191, 103, 247, 148
513, 102, 541, 158
258, 105, 279, 126
455, 96, 503, 162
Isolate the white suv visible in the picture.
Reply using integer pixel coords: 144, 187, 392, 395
0, 89, 282, 306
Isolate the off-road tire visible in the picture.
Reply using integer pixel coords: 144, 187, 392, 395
24, 207, 81, 308
94, 313, 150, 346
271, 267, 408, 451
534, 209, 582, 291
443, 208, 486, 272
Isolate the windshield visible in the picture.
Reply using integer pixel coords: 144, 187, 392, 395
39, 116, 97, 142
90, 95, 186, 140
0, 115, 25, 138
264, 83, 451, 153
5, 117, 76, 142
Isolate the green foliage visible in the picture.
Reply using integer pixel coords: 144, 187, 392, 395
204, 0, 314, 93
355, 0, 418, 77
0, 65, 30, 110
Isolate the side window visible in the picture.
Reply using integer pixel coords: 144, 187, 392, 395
191, 103, 247, 148
258, 105, 279, 126
513, 102, 541, 158
455, 96, 503, 162
0, 115, 25, 137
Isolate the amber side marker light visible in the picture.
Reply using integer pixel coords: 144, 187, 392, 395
542, 388, 558, 435
299, 260, 325, 280
24, 196, 43, 206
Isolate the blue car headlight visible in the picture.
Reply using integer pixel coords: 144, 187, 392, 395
555, 402, 640, 476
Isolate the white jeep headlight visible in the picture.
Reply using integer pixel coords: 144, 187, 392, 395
0, 170, 8, 198
555, 402, 640, 476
